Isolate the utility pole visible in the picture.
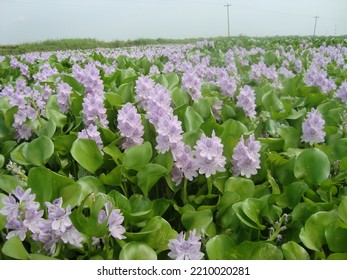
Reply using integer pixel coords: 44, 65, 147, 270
224, 4, 231, 37
313, 16, 319, 36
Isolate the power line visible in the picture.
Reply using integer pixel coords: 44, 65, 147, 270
224, 4, 231, 37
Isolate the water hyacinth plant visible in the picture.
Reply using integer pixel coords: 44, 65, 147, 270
0, 36, 347, 260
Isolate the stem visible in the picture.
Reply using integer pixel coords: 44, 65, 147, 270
88, 237, 93, 258
207, 177, 213, 195
182, 178, 188, 205
267, 221, 283, 242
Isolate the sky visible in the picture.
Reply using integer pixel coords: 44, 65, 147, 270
0, 0, 346, 45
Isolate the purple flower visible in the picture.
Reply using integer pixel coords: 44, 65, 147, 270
236, 85, 257, 119
155, 115, 183, 153
232, 134, 261, 178
135, 76, 156, 109
215, 68, 237, 98
0, 186, 42, 240
305, 66, 336, 93
181, 71, 202, 101
172, 145, 198, 183
301, 108, 326, 145
98, 202, 126, 240
194, 131, 226, 178
168, 229, 204, 260
117, 103, 144, 149
57, 81, 72, 113
335, 81, 347, 104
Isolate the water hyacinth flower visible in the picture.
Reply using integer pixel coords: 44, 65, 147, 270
155, 115, 183, 153
301, 108, 326, 145
232, 134, 261, 178
98, 201, 126, 240
236, 85, 257, 119
117, 102, 144, 149
194, 131, 226, 178
181, 70, 202, 101
168, 229, 204, 260
172, 144, 198, 184
335, 81, 347, 104
56, 81, 72, 113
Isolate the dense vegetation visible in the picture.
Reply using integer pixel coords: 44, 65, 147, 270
0, 36, 347, 260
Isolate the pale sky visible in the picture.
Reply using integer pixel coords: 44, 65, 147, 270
0, 0, 346, 45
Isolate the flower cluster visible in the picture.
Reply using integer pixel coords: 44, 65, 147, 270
194, 131, 226, 178
232, 134, 261, 178
305, 66, 336, 93
73, 63, 108, 128
98, 201, 126, 240
56, 81, 72, 113
181, 70, 202, 101
214, 68, 237, 98
236, 85, 257, 119
301, 108, 326, 145
168, 229, 204, 260
0, 187, 83, 255
117, 102, 144, 149
335, 81, 347, 104
10, 57, 30, 78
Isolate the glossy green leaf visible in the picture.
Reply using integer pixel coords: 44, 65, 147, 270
325, 221, 347, 253
228, 241, 283, 260
206, 235, 236, 260
181, 209, 214, 235
284, 181, 309, 209
28, 167, 74, 205
128, 216, 177, 253
233, 198, 266, 230
281, 241, 310, 260
0, 174, 26, 193
299, 211, 337, 251
124, 141, 152, 171
294, 148, 330, 185
119, 242, 157, 260
23, 136, 54, 166
338, 196, 347, 224
184, 106, 204, 132
137, 164, 167, 197
224, 177, 255, 199
2, 236, 30, 260
71, 138, 104, 174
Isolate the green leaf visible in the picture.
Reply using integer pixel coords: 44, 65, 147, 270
325, 221, 347, 253
71, 138, 104, 174
124, 141, 152, 171
37, 119, 56, 138
228, 241, 283, 260
28, 167, 74, 205
206, 235, 236, 260
117, 82, 135, 103
69, 193, 108, 237
2, 236, 30, 260
224, 177, 255, 199
22, 136, 54, 166
137, 164, 167, 197
0, 174, 26, 193
171, 88, 190, 107
10, 142, 30, 166
184, 106, 204, 132
119, 242, 157, 260
279, 125, 300, 150
181, 209, 214, 235
284, 181, 309, 209
130, 216, 177, 253
281, 241, 310, 260
299, 211, 337, 251
0, 154, 4, 168
327, 253, 347, 260
338, 196, 347, 224
233, 198, 266, 230
0, 193, 7, 230
262, 91, 284, 112
294, 148, 330, 185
